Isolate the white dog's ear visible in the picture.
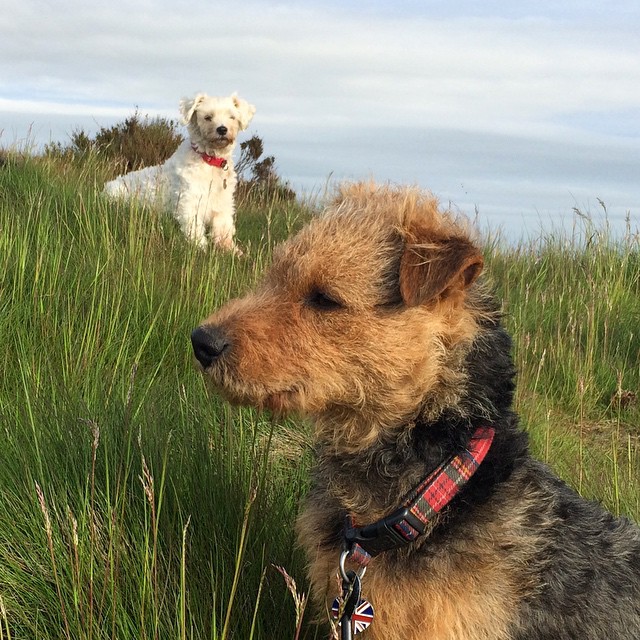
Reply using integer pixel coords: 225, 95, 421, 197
179, 93, 207, 125
231, 93, 256, 130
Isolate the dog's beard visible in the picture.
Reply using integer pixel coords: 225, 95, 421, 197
260, 388, 305, 416
209, 136, 233, 150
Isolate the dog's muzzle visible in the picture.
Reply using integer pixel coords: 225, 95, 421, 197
191, 325, 230, 368
212, 136, 233, 149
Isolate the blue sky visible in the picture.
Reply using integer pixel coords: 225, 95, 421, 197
2, 0, 639, 239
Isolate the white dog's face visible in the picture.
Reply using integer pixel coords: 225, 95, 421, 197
180, 93, 256, 151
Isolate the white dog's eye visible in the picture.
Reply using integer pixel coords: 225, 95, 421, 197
229, 115, 236, 120
204, 115, 213, 122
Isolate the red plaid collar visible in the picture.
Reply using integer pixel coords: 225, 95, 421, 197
344, 426, 495, 566
191, 144, 228, 169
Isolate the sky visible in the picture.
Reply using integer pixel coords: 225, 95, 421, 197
2, 0, 639, 240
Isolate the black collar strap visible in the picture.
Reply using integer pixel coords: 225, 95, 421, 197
344, 426, 495, 566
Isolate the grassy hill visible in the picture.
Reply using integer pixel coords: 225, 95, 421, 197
0, 151, 638, 639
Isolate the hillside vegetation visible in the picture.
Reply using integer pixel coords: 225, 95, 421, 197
0, 141, 638, 639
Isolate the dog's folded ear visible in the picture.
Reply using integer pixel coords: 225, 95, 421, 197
179, 93, 207, 125
231, 93, 257, 130
399, 227, 484, 307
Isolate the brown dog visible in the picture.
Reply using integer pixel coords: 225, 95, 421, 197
192, 183, 640, 639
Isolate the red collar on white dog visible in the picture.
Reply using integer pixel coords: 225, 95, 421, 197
191, 144, 228, 169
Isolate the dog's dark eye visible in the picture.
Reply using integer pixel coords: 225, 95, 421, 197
229, 115, 236, 120
306, 290, 343, 311
204, 115, 213, 122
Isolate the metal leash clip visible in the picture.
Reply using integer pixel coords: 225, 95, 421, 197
331, 550, 374, 639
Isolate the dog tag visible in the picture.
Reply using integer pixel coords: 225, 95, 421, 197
331, 596, 374, 634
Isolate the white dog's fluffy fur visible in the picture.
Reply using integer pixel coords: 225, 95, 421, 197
104, 92, 256, 252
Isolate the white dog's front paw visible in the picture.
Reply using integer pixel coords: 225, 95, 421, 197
212, 233, 243, 256
195, 236, 209, 251
180, 221, 209, 250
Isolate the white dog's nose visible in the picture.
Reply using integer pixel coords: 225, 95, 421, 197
216, 125, 228, 135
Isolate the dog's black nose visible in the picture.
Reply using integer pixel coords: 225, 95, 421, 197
216, 125, 228, 136
191, 326, 230, 368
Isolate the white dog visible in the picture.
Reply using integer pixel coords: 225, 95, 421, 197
104, 92, 256, 252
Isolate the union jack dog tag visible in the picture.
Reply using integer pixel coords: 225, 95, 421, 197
331, 596, 375, 634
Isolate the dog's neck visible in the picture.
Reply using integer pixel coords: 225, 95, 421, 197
190, 140, 234, 161
342, 425, 496, 565
308, 321, 528, 545
190, 144, 230, 168
313, 413, 482, 521
310, 410, 527, 560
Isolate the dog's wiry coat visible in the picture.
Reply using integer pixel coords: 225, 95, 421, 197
192, 183, 640, 639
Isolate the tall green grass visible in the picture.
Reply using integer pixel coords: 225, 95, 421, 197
0, 153, 315, 639
487, 215, 640, 517
0, 152, 638, 639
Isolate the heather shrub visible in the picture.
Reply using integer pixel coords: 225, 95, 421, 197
44, 111, 184, 176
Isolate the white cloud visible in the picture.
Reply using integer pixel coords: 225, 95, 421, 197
1, 1, 639, 237
3, 2, 639, 131
0, 98, 144, 119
